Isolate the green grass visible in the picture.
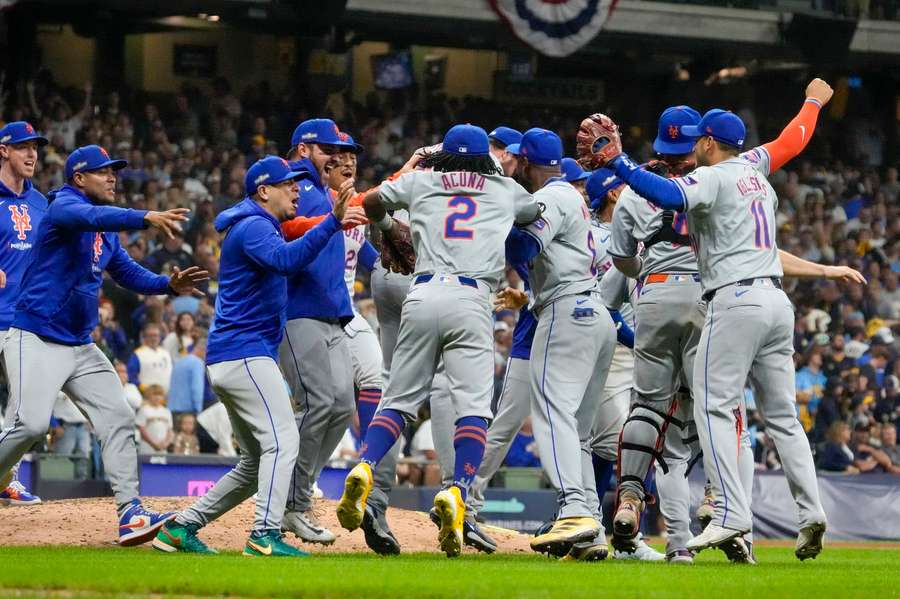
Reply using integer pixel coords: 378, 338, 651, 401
0, 546, 898, 598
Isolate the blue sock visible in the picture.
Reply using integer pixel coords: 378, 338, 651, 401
592, 454, 615, 504
357, 388, 381, 438
360, 409, 405, 468
452, 416, 488, 502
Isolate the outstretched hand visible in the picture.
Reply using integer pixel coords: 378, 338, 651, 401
823, 265, 866, 285
332, 178, 356, 221
169, 266, 210, 298
145, 208, 190, 240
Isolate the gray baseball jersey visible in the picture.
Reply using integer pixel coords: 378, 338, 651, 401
610, 186, 697, 278
593, 221, 635, 326
520, 180, 597, 313
675, 148, 782, 293
380, 170, 539, 288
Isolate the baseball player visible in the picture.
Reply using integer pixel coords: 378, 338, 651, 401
504, 128, 617, 557
337, 124, 540, 557
601, 79, 855, 560
153, 156, 358, 556
488, 126, 522, 177
0, 144, 206, 545
0, 121, 49, 506
279, 118, 358, 545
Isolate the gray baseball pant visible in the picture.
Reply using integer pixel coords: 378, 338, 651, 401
466, 355, 531, 516
179, 357, 299, 532
530, 293, 616, 519
0, 328, 139, 506
280, 318, 355, 514
695, 280, 826, 533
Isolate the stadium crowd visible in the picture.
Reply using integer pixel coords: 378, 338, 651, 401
1, 68, 898, 484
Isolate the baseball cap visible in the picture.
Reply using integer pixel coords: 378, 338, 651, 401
65, 145, 127, 180
0, 121, 48, 146
338, 131, 364, 154
290, 118, 356, 149
442, 124, 489, 156
519, 128, 562, 167
653, 106, 701, 155
488, 126, 522, 148
245, 156, 307, 197
682, 109, 746, 149
561, 157, 591, 183
586, 167, 624, 210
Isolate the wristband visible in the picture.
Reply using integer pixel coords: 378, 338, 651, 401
374, 213, 394, 232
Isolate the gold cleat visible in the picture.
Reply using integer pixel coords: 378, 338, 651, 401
530, 517, 600, 557
336, 462, 373, 531
433, 487, 465, 558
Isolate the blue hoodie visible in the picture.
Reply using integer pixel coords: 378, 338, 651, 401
285, 158, 353, 324
206, 198, 342, 365
509, 262, 537, 360
0, 179, 48, 330
14, 184, 170, 345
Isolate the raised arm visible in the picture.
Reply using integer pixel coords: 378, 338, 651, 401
610, 156, 686, 211
49, 196, 148, 231
762, 79, 833, 173
106, 243, 171, 295
778, 250, 866, 284
245, 215, 341, 275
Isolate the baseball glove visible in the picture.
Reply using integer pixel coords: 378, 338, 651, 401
372, 219, 415, 275
576, 113, 622, 170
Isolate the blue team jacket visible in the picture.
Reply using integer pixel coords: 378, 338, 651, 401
206, 198, 342, 365
14, 185, 169, 345
510, 262, 537, 360
0, 179, 48, 330
285, 158, 353, 325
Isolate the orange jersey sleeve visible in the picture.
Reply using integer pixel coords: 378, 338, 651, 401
282, 216, 326, 241
761, 99, 822, 173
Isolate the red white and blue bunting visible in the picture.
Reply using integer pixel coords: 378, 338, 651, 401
489, 0, 618, 58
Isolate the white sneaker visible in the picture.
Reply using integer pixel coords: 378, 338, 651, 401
613, 534, 666, 561
686, 523, 746, 553
283, 510, 336, 545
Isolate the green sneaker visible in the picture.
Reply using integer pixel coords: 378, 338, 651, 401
243, 530, 310, 557
152, 520, 218, 554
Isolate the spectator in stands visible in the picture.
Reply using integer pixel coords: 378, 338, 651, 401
143, 229, 193, 274
115, 359, 143, 414
128, 323, 173, 393
171, 414, 200, 456
162, 311, 197, 361
880, 424, 900, 472
796, 350, 827, 432
135, 384, 174, 455
406, 406, 441, 486
50, 394, 91, 479
820, 422, 860, 474
167, 337, 207, 418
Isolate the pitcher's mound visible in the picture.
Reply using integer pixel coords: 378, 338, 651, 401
0, 497, 534, 554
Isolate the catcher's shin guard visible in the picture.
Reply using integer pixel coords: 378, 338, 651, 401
616, 398, 683, 499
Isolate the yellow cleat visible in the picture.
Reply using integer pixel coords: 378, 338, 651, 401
530, 517, 600, 557
433, 486, 465, 558
336, 462, 373, 531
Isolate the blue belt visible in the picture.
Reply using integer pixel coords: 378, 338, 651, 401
414, 274, 478, 289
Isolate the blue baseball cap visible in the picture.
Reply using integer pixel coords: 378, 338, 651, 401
65, 145, 127, 180
443, 124, 489, 156
338, 132, 364, 154
561, 157, 591, 183
682, 109, 746, 149
0, 121, 48, 147
586, 167, 625, 211
290, 118, 356, 149
519, 128, 562, 167
488, 126, 522, 148
653, 106, 702, 155
506, 143, 521, 155
245, 156, 308, 197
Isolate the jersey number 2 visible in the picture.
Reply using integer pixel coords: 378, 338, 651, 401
750, 200, 772, 249
445, 196, 476, 240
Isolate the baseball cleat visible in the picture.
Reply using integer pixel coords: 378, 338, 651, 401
0, 470, 12, 491
362, 504, 401, 555
613, 534, 666, 561
697, 484, 716, 531
118, 500, 176, 547
530, 517, 599, 557
795, 522, 826, 561
433, 486, 465, 558
430, 508, 498, 554
720, 537, 756, 564
243, 530, 309, 557
686, 523, 746, 553
666, 549, 695, 565
0, 480, 41, 506
282, 510, 336, 545
563, 529, 609, 562
613, 491, 644, 540
152, 520, 217, 554
337, 462, 373, 531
